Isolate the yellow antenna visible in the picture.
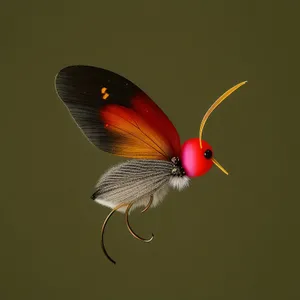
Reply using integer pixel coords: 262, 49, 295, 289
199, 81, 247, 175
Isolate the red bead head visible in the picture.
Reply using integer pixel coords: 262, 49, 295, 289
180, 80, 247, 178
181, 138, 213, 177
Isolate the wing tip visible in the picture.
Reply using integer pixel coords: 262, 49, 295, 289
54, 65, 103, 93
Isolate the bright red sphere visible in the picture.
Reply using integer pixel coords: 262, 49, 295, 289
180, 138, 213, 177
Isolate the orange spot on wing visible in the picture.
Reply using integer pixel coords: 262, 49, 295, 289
101, 87, 109, 100
102, 93, 109, 100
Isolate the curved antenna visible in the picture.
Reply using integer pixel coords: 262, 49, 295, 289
125, 200, 154, 243
101, 202, 128, 265
199, 81, 247, 148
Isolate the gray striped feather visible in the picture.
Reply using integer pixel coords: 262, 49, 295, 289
93, 159, 174, 213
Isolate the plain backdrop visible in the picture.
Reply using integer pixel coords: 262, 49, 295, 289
1, 1, 300, 299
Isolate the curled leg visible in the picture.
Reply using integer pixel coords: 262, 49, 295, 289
141, 195, 153, 214
101, 202, 128, 265
125, 199, 154, 243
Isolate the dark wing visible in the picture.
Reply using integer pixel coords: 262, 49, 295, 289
55, 65, 181, 160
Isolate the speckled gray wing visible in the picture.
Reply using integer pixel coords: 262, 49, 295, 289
92, 159, 173, 213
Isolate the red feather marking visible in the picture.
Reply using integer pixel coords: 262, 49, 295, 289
131, 93, 181, 157
100, 104, 173, 160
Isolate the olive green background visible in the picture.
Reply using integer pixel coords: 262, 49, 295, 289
2, 0, 300, 299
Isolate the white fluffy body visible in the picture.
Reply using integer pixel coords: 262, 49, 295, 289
93, 159, 190, 214
169, 176, 190, 191
95, 184, 170, 213
95, 175, 190, 213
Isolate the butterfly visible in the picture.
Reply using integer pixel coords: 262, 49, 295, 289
54, 65, 246, 264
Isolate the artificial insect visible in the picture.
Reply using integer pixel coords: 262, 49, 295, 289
54, 65, 246, 264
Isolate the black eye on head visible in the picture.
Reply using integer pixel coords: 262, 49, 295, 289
204, 149, 213, 159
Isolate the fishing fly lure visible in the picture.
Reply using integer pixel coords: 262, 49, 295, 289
55, 65, 246, 264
